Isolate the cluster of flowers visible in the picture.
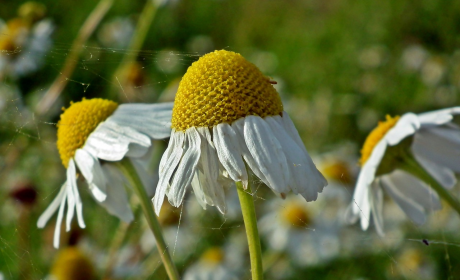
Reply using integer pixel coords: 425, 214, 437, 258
32, 49, 460, 279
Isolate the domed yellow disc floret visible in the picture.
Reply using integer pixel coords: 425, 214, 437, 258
172, 50, 283, 131
57, 98, 118, 168
282, 202, 310, 228
360, 115, 400, 166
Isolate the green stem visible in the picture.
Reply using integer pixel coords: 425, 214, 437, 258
117, 158, 179, 280
401, 153, 460, 216
236, 181, 263, 280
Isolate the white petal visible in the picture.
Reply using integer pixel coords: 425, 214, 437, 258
191, 172, 207, 209
53, 191, 67, 248
232, 118, 270, 186
370, 182, 384, 236
213, 123, 248, 186
168, 128, 201, 207
100, 164, 134, 222
359, 181, 371, 230
266, 116, 327, 201
386, 170, 441, 211
412, 128, 460, 172
153, 131, 184, 215
75, 149, 107, 201
84, 120, 151, 161
413, 152, 456, 189
279, 112, 309, 155
108, 102, 173, 139
195, 127, 226, 213
352, 140, 387, 215
418, 106, 460, 127
243, 116, 290, 194
65, 159, 77, 231
381, 174, 426, 225
131, 159, 158, 197
37, 183, 67, 228
385, 113, 420, 146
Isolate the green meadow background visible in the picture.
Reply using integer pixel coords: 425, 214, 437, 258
1, 0, 460, 279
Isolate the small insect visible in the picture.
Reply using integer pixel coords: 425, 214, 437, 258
422, 239, 429, 246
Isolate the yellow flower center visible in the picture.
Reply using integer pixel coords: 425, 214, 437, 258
281, 202, 311, 228
359, 115, 400, 166
0, 18, 29, 53
50, 247, 95, 280
200, 247, 224, 264
57, 98, 118, 168
172, 50, 283, 131
321, 160, 353, 185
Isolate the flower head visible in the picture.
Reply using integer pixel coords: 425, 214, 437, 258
154, 50, 327, 215
50, 247, 95, 280
348, 107, 460, 235
38, 98, 173, 248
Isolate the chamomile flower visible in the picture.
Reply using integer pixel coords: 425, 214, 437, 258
259, 195, 340, 266
37, 98, 173, 248
348, 107, 460, 235
153, 50, 327, 214
0, 2, 53, 79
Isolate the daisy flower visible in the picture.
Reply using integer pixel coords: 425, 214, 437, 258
37, 98, 173, 248
0, 2, 53, 79
259, 195, 340, 267
153, 50, 327, 214
347, 107, 460, 235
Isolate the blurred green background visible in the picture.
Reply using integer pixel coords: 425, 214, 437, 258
1, 0, 460, 279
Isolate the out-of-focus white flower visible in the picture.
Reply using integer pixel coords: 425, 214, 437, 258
37, 98, 173, 248
347, 107, 460, 235
97, 17, 134, 48
183, 234, 246, 280
259, 195, 340, 266
0, 15, 53, 78
401, 45, 428, 71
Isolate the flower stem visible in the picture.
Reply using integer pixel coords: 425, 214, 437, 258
236, 180, 263, 280
117, 158, 179, 280
401, 153, 460, 217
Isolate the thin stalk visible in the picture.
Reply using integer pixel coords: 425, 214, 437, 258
236, 181, 263, 280
35, 0, 113, 115
401, 153, 460, 216
116, 158, 179, 280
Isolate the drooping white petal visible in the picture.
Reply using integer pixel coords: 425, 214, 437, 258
37, 183, 67, 228
213, 123, 248, 186
266, 116, 327, 201
168, 128, 201, 207
243, 115, 290, 194
108, 102, 173, 139
413, 152, 456, 189
381, 174, 426, 225
53, 191, 67, 248
412, 128, 460, 172
385, 113, 420, 146
370, 181, 384, 236
100, 164, 134, 222
358, 180, 371, 231
386, 170, 441, 212
195, 127, 226, 213
154, 131, 185, 215
232, 118, 270, 187
65, 159, 77, 231
352, 140, 387, 215
191, 172, 208, 209
418, 106, 460, 127
75, 148, 107, 201
131, 158, 158, 197
84, 121, 151, 161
